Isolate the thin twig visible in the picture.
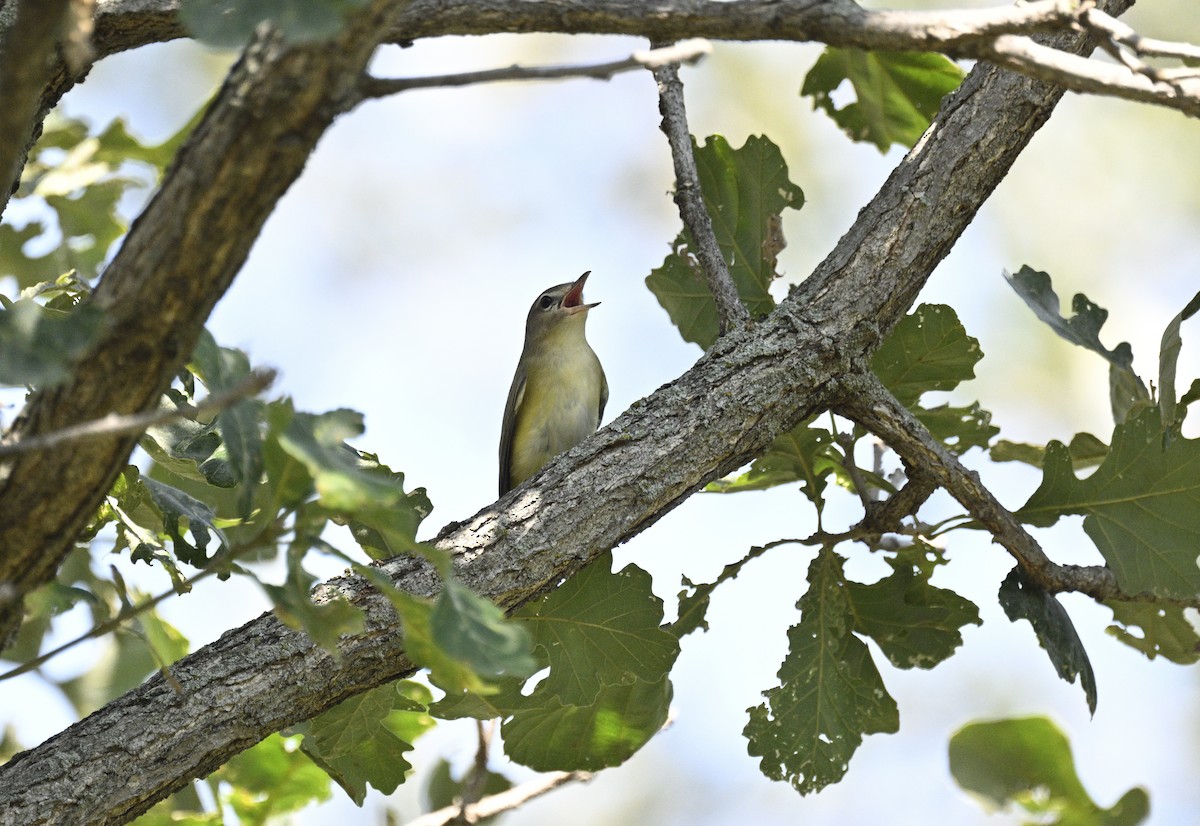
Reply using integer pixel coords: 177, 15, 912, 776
358, 39, 712, 100
0, 368, 276, 458
404, 771, 594, 826
650, 39, 751, 337
835, 372, 1200, 608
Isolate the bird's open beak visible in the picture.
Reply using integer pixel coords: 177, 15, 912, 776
561, 271, 600, 315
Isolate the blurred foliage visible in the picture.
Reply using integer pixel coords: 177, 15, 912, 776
179, 0, 370, 48
949, 717, 1149, 826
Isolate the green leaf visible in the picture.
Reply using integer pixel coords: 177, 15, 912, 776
429, 579, 537, 680
511, 553, 680, 706
846, 543, 980, 669
180, 0, 370, 48
1004, 266, 1149, 424
801, 48, 964, 151
295, 681, 432, 805
190, 330, 265, 512
363, 574, 495, 696
424, 759, 512, 820
1018, 409, 1200, 599
646, 134, 803, 349
428, 554, 680, 772
277, 410, 431, 557
1157, 288, 1200, 431
705, 422, 837, 505
221, 734, 332, 825
503, 675, 673, 771
0, 298, 107, 387
998, 569, 1097, 715
745, 548, 899, 795
1105, 601, 1200, 665
949, 717, 1149, 826
141, 393, 236, 489
874, 304, 982, 406
263, 545, 364, 653
672, 544, 770, 639
143, 477, 225, 566
990, 432, 1109, 471
915, 401, 998, 454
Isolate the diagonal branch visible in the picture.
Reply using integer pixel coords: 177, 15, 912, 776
0, 2, 1135, 819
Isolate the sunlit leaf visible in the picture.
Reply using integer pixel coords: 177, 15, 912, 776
802, 48, 964, 151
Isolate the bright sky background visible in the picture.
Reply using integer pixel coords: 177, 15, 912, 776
4, 3, 1200, 824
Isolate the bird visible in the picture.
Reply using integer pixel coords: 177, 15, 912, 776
499, 271, 608, 496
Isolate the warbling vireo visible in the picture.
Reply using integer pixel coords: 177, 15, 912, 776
499, 271, 607, 495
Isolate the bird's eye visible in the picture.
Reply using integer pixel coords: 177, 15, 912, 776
538, 294, 555, 310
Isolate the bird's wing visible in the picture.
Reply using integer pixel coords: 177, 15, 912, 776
598, 364, 609, 425
498, 365, 527, 496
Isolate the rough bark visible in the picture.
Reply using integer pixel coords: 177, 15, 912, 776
0, 0, 1133, 816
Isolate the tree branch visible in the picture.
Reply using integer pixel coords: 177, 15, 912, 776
651, 38, 750, 336
357, 38, 711, 99
835, 372, 1200, 608
0, 369, 274, 458
0, 1, 1136, 818
0, 0, 72, 219
403, 770, 593, 826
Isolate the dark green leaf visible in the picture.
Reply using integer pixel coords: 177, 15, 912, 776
180, 0, 370, 48
646, 134, 803, 349
429, 579, 537, 680
141, 394, 235, 489
874, 304, 982, 406
745, 548, 899, 795
998, 568, 1097, 714
672, 544, 770, 639
424, 759, 512, 822
512, 553, 680, 706
295, 681, 431, 804
1018, 409, 1200, 599
263, 547, 364, 653
1005, 266, 1148, 423
949, 716, 1149, 826
801, 48, 964, 151
915, 402, 997, 453
1105, 601, 1200, 665
143, 477, 224, 566
706, 422, 837, 504
846, 543, 980, 669
503, 675, 672, 771
990, 432, 1108, 470
0, 299, 106, 387
1158, 289, 1200, 431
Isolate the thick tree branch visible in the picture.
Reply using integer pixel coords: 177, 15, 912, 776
0, 1, 409, 646
0, 2, 1135, 819
651, 38, 750, 336
0, 0, 72, 219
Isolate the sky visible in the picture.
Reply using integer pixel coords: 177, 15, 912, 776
4, 4, 1200, 824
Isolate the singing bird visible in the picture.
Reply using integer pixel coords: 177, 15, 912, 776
499, 272, 608, 495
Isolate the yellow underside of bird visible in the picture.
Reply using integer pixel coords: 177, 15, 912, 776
508, 343, 604, 489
